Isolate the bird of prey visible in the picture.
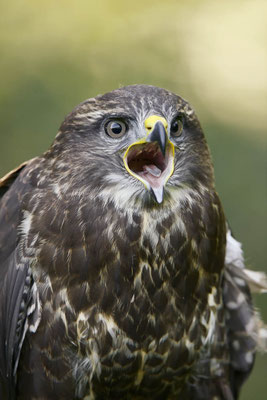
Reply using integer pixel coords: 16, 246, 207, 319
0, 85, 266, 400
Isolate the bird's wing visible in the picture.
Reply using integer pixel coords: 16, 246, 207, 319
0, 160, 41, 399
223, 227, 267, 399
0, 161, 29, 198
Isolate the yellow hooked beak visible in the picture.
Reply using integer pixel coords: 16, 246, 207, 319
123, 115, 175, 203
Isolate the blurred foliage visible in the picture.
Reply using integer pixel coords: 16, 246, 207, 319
0, 0, 266, 398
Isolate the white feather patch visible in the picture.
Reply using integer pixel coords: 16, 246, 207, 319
19, 210, 33, 237
225, 229, 244, 269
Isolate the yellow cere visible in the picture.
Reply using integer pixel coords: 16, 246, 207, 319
144, 115, 168, 134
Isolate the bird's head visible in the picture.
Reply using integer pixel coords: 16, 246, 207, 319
50, 85, 214, 207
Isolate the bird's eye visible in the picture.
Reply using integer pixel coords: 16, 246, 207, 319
105, 120, 127, 138
170, 117, 183, 137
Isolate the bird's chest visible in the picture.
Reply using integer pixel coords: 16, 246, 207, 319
33, 205, 224, 397
65, 213, 222, 397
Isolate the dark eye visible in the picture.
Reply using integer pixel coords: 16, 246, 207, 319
170, 117, 183, 137
105, 120, 127, 138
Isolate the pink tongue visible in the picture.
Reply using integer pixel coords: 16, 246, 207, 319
143, 164, 161, 177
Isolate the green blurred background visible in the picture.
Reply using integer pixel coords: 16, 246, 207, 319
0, 0, 266, 397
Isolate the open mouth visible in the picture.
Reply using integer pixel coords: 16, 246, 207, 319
124, 141, 174, 199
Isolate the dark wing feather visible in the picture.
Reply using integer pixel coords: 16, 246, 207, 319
223, 227, 267, 399
0, 253, 32, 399
0, 160, 40, 399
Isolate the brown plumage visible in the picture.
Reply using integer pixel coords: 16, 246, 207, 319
0, 85, 266, 400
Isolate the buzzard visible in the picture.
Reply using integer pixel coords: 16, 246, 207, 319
0, 85, 266, 400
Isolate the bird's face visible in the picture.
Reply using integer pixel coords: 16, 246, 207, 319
53, 85, 214, 207
105, 114, 175, 203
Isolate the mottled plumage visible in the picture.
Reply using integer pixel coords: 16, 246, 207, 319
0, 85, 266, 400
